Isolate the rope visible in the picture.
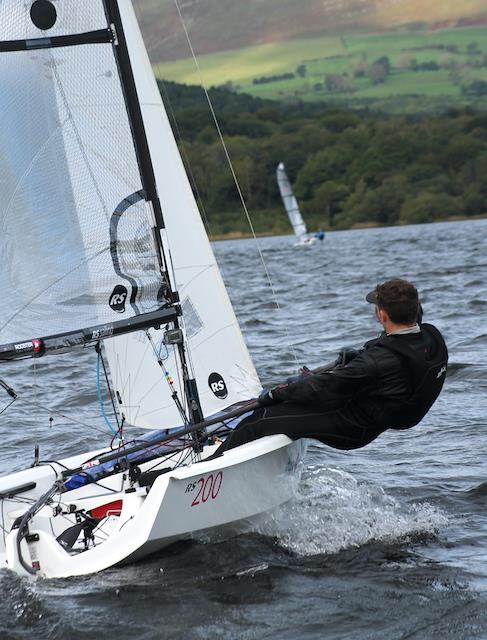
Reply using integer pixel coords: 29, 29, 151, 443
15, 398, 120, 438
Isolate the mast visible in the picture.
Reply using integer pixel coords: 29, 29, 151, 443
102, 0, 203, 424
0, 3, 261, 433
95, 1, 262, 430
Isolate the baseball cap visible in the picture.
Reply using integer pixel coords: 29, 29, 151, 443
365, 279, 418, 305
365, 279, 423, 323
365, 288, 378, 304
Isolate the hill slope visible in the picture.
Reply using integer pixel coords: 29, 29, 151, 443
134, 0, 487, 61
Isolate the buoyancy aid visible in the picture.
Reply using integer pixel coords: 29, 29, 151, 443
378, 323, 448, 429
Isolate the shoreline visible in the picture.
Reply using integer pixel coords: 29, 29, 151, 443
208, 214, 487, 241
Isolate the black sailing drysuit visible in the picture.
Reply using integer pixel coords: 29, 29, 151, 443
222, 323, 448, 451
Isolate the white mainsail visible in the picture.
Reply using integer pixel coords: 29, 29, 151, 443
103, 2, 261, 430
0, 0, 261, 429
0, 2, 166, 344
276, 162, 308, 240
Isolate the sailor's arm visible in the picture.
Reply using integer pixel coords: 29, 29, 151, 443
268, 352, 378, 406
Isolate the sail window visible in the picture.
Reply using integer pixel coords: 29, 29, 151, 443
30, 0, 57, 31
181, 298, 203, 339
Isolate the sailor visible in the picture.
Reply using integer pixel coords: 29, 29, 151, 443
220, 278, 448, 452
315, 229, 326, 241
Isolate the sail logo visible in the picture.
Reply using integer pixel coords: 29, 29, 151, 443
208, 372, 228, 399
14, 341, 34, 351
109, 285, 128, 313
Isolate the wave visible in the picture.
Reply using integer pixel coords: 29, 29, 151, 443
258, 465, 448, 557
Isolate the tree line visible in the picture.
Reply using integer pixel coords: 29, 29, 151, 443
159, 80, 487, 236
317, 45, 487, 97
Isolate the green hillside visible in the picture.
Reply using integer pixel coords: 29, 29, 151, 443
153, 25, 487, 113
134, 0, 487, 62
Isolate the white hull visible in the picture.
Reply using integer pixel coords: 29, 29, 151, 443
294, 235, 316, 247
0, 436, 306, 578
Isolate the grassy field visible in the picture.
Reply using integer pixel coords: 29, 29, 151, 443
136, 0, 487, 61
153, 25, 487, 111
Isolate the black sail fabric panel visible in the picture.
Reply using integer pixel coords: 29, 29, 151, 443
0, 1, 164, 344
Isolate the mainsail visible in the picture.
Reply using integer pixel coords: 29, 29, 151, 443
276, 162, 307, 239
0, 1, 168, 347
0, 1, 261, 429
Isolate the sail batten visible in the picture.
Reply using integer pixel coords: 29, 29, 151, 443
0, 28, 113, 52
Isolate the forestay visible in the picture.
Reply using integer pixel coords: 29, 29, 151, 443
276, 162, 307, 239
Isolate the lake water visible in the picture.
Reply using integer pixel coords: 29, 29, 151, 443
1, 219, 487, 639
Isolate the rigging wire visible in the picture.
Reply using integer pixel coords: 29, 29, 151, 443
96, 347, 119, 436
0, 397, 16, 417
145, 330, 189, 424
153, 82, 226, 393
14, 397, 120, 439
170, 0, 300, 368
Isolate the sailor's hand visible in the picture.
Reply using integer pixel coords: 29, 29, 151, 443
299, 365, 312, 376
258, 386, 286, 406
285, 365, 312, 384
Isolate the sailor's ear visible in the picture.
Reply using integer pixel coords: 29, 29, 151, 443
376, 307, 388, 324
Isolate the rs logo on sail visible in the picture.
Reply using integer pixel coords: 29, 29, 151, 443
109, 285, 128, 313
208, 372, 228, 399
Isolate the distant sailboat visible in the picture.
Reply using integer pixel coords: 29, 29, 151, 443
276, 162, 315, 246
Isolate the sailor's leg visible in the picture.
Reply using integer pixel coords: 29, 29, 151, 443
221, 402, 384, 451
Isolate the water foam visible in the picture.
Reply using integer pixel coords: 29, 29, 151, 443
260, 465, 448, 556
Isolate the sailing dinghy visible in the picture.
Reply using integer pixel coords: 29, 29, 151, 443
276, 162, 315, 246
0, 0, 306, 579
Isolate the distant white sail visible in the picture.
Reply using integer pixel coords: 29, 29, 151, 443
103, 2, 261, 430
276, 162, 307, 239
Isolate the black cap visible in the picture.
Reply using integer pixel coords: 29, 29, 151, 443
365, 288, 378, 304
365, 281, 423, 323
365, 281, 420, 305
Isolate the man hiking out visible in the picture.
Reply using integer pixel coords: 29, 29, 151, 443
219, 278, 448, 452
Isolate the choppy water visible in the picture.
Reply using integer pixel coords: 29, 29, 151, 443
1, 219, 487, 639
